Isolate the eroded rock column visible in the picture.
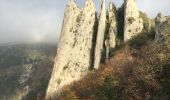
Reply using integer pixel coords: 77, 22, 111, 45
94, 0, 106, 69
124, 0, 143, 42
46, 0, 97, 99
109, 0, 117, 50
155, 13, 167, 43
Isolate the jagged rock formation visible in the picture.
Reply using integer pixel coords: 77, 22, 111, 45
94, 0, 106, 69
155, 15, 170, 45
162, 17, 170, 47
124, 0, 143, 42
155, 13, 168, 43
45, 0, 97, 99
108, 0, 117, 50
46, 0, 154, 98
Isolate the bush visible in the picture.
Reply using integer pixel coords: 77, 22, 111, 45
95, 76, 120, 100
128, 31, 148, 49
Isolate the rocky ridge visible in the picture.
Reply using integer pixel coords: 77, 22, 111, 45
46, 0, 146, 99
108, 0, 117, 50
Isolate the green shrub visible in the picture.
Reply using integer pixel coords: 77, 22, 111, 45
128, 31, 148, 49
96, 76, 120, 100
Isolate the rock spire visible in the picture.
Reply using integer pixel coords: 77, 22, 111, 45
124, 0, 143, 42
94, 0, 106, 69
45, 0, 97, 99
155, 13, 167, 43
109, 0, 117, 50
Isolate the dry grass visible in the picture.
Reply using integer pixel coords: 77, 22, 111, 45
54, 36, 170, 100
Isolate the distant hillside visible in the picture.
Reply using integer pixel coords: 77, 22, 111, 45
0, 44, 57, 100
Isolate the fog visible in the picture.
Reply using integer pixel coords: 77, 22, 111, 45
0, 0, 170, 44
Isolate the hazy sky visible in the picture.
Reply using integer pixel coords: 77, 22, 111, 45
0, 0, 170, 44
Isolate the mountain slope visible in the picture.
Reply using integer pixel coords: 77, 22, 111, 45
0, 44, 57, 100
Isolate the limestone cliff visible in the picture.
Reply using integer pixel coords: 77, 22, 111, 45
46, 0, 151, 98
124, 0, 143, 42
109, 0, 117, 50
94, 0, 106, 69
45, 0, 97, 99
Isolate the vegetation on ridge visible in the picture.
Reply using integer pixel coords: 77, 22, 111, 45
55, 17, 170, 100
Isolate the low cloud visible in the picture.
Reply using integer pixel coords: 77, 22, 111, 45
0, 0, 66, 44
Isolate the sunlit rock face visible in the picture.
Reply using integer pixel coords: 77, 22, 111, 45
124, 0, 143, 42
45, 0, 97, 99
94, 0, 106, 69
109, 0, 117, 50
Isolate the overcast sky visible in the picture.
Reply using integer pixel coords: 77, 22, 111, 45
0, 0, 170, 44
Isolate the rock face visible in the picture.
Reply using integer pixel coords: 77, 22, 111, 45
124, 0, 143, 42
109, 0, 117, 50
45, 0, 97, 99
94, 0, 106, 69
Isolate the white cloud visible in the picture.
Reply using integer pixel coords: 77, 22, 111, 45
137, 0, 170, 18
0, 0, 64, 43
0, 0, 169, 44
